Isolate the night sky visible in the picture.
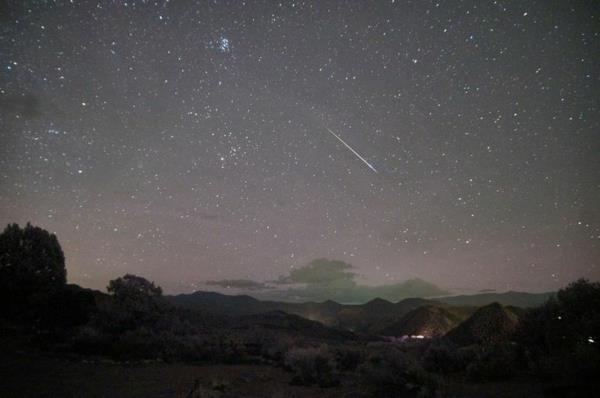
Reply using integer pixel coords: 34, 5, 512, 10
1, 0, 599, 295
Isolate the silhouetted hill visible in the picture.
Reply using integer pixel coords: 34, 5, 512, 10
169, 290, 270, 316
168, 291, 443, 333
377, 305, 467, 338
336, 297, 436, 333
445, 302, 520, 346
168, 291, 342, 324
168, 290, 541, 339
435, 291, 553, 307
364, 297, 394, 310
232, 310, 358, 342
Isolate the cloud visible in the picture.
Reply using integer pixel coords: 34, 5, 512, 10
274, 258, 355, 285
265, 259, 447, 303
205, 279, 271, 291
203, 259, 448, 303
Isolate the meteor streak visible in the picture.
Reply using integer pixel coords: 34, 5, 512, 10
325, 127, 378, 173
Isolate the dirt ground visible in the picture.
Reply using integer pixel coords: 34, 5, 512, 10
0, 350, 362, 398
1, 348, 595, 398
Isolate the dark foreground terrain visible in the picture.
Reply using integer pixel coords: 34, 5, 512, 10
1, 224, 599, 397
3, 345, 597, 398
0, 349, 352, 398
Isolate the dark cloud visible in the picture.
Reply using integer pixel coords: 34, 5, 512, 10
273, 258, 355, 285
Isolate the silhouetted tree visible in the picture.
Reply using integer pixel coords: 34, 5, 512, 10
97, 274, 166, 335
0, 223, 66, 319
517, 278, 600, 380
77, 274, 203, 360
108, 273, 162, 302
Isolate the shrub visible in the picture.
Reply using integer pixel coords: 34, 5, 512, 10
465, 343, 517, 382
517, 279, 600, 355
258, 335, 295, 362
334, 346, 366, 371
516, 279, 600, 381
530, 343, 600, 382
71, 325, 111, 355
111, 327, 160, 359
359, 344, 439, 397
72, 274, 226, 362
423, 341, 469, 374
215, 334, 247, 363
284, 345, 339, 387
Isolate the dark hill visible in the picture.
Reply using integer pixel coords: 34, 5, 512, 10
435, 291, 553, 307
168, 291, 438, 333
364, 297, 395, 311
232, 310, 358, 342
377, 305, 466, 338
169, 290, 273, 316
445, 302, 520, 346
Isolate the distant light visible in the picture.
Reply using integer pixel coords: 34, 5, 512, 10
589, 337, 595, 344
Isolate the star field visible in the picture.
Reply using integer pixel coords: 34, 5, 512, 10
1, 0, 599, 293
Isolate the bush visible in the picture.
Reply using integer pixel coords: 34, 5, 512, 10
72, 274, 222, 362
359, 344, 439, 397
258, 335, 295, 362
423, 341, 470, 374
71, 325, 111, 355
516, 279, 600, 381
284, 345, 339, 387
112, 327, 160, 359
517, 279, 600, 355
465, 343, 517, 382
214, 334, 247, 364
334, 346, 366, 371
530, 343, 600, 382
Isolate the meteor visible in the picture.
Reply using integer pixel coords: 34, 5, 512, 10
325, 127, 378, 173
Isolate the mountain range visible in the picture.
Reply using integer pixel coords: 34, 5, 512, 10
167, 288, 552, 337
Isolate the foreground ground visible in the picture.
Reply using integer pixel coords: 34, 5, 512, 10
3, 348, 595, 398
0, 349, 361, 398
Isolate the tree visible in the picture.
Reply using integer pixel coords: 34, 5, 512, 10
0, 223, 66, 318
516, 279, 600, 380
107, 274, 162, 303
100, 274, 166, 333
80, 275, 175, 359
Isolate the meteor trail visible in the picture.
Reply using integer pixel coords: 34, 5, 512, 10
325, 127, 378, 173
